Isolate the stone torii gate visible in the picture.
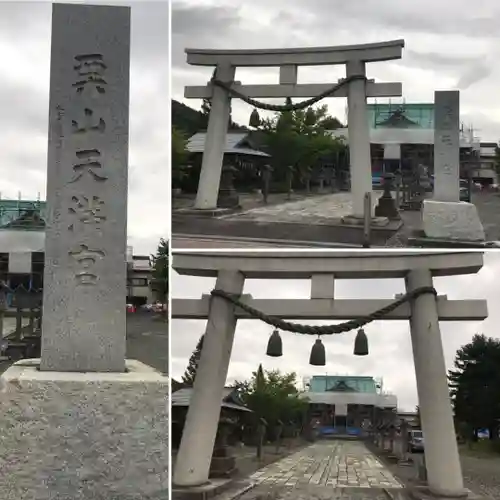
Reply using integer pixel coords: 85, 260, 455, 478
172, 251, 488, 499
184, 40, 405, 217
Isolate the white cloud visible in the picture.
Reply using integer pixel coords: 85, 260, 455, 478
0, 1, 169, 256
172, 0, 500, 141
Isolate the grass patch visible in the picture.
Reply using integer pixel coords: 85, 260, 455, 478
460, 440, 500, 457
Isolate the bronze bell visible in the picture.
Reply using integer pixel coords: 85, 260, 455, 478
249, 109, 261, 128
354, 328, 369, 356
266, 329, 283, 357
309, 337, 326, 366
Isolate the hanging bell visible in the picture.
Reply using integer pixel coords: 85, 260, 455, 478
309, 337, 326, 366
354, 328, 369, 356
249, 108, 261, 128
266, 329, 283, 357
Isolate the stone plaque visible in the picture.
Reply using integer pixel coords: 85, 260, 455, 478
40, 4, 130, 372
433, 91, 460, 202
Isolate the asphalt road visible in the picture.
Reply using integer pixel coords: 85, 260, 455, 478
126, 312, 168, 374
0, 312, 168, 375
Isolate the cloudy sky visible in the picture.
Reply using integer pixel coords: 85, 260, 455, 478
0, 0, 169, 256
171, 251, 499, 412
172, 0, 500, 141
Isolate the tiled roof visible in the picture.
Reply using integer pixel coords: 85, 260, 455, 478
187, 132, 270, 157
171, 387, 252, 412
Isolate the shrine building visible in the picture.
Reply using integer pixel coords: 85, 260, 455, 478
301, 374, 397, 436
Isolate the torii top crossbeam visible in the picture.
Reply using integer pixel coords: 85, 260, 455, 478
172, 252, 487, 321
185, 39, 405, 66
173, 251, 483, 279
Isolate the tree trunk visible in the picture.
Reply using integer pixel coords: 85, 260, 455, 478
488, 425, 498, 441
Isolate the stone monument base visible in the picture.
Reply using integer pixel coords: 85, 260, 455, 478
422, 200, 485, 241
0, 358, 169, 500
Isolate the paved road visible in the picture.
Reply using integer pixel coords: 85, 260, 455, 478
172, 235, 350, 248
126, 312, 168, 375
173, 235, 284, 248
0, 313, 168, 375
473, 191, 500, 242
244, 441, 403, 492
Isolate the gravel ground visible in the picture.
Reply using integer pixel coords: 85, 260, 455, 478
367, 441, 500, 500
460, 453, 500, 500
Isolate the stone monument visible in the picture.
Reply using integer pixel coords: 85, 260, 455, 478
0, 5, 169, 499
421, 91, 485, 242
40, 1, 130, 372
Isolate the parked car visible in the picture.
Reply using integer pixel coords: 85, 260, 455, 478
152, 302, 166, 313
126, 303, 136, 313
459, 179, 470, 202
372, 175, 383, 189
408, 429, 424, 453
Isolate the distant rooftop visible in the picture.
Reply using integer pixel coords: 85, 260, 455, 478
171, 387, 252, 412
308, 375, 378, 394
187, 131, 270, 157
0, 199, 46, 230
367, 102, 435, 129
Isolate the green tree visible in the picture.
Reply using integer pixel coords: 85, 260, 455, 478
201, 98, 211, 117
182, 334, 204, 386
172, 126, 189, 189
256, 102, 346, 183
200, 97, 236, 130
415, 405, 421, 428
448, 334, 500, 441
151, 238, 169, 316
236, 368, 309, 438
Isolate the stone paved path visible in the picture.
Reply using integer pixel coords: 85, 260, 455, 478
248, 441, 402, 490
218, 193, 386, 224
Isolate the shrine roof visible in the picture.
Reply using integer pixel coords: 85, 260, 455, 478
187, 132, 270, 157
171, 387, 253, 412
